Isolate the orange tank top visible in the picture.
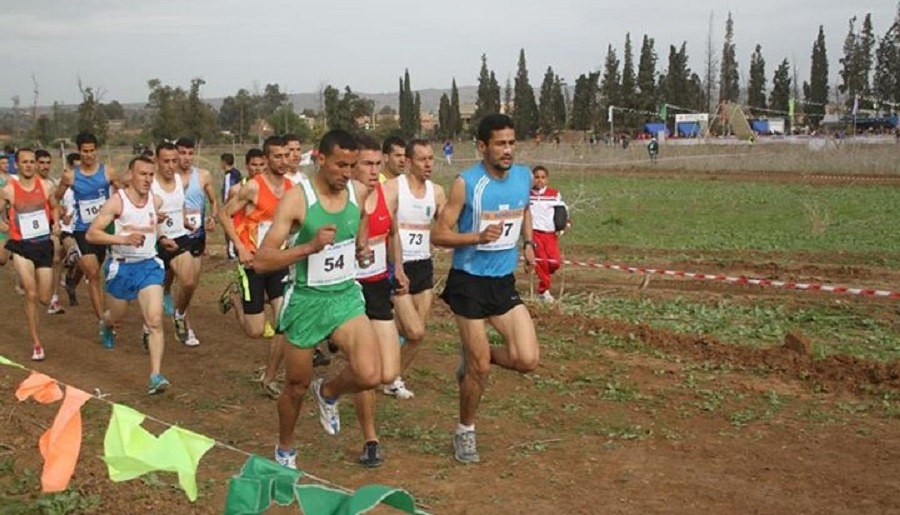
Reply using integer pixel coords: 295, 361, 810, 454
9, 178, 52, 242
238, 174, 292, 252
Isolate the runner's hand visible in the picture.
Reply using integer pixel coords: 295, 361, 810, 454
0, 220, 9, 234
160, 237, 179, 252
205, 216, 216, 232
356, 245, 374, 268
523, 244, 536, 274
313, 224, 337, 251
157, 213, 169, 225
123, 233, 145, 247
393, 267, 410, 296
478, 223, 502, 244
237, 245, 254, 269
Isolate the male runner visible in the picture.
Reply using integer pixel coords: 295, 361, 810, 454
164, 137, 219, 346
0, 149, 58, 360
58, 153, 82, 306
86, 156, 177, 394
284, 133, 308, 186
218, 137, 293, 398
35, 149, 65, 315
432, 114, 540, 464
55, 132, 120, 343
351, 134, 408, 467
380, 136, 406, 183
254, 130, 384, 469
0, 154, 11, 267
220, 153, 242, 260
152, 142, 200, 347
381, 139, 446, 399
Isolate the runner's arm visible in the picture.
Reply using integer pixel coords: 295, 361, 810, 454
200, 169, 219, 230
353, 180, 372, 264
54, 169, 74, 202
106, 165, 124, 191
85, 195, 128, 246
431, 176, 499, 248
255, 187, 328, 273
217, 181, 256, 255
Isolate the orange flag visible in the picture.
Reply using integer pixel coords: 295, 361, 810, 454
39, 386, 91, 492
15, 372, 63, 404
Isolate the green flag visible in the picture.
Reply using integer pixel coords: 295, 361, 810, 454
103, 404, 215, 502
224, 455, 429, 515
0, 354, 25, 369
789, 98, 795, 120
658, 103, 667, 120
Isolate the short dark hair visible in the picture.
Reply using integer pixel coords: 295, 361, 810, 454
128, 155, 154, 170
477, 114, 515, 144
405, 139, 430, 158
283, 133, 301, 145
263, 136, 286, 156
65, 152, 80, 167
532, 165, 549, 176
318, 130, 358, 156
15, 148, 34, 161
174, 137, 195, 149
35, 149, 51, 160
382, 136, 406, 155
245, 148, 264, 165
2, 145, 13, 154
221, 153, 235, 166
75, 132, 98, 149
156, 141, 177, 156
356, 133, 381, 152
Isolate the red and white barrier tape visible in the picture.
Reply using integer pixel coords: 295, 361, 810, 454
533, 258, 900, 299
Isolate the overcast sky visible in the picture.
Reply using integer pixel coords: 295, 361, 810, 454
0, 0, 895, 107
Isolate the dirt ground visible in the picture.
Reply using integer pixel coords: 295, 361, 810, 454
1, 168, 900, 513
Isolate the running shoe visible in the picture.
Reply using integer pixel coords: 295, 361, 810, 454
383, 377, 415, 399
100, 321, 115, 349
184, 328, 200, 347
453, 430, 480, 464
311, 378, 340, 435
141, 327, 150, 354
218, 282, 236, 314
275, 446, 297, 470
31, 345, 45, 361
259, 373, 281, 400
358, 441, 383, 468
47, 298, 65, 315
172, 315, 188, 343
313, 347, 331, 367
539, 291, 555, 303
263, 321, 275, 339
163, 293, 174, 316
148, 374, 170, 395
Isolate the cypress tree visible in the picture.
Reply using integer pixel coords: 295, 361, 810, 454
747, 44, 768, 110
769, 58, 792, 113
719, 12, 740, 103
636, 35, 658, 114
512, 49, 539, 139
806, 26, 830, 127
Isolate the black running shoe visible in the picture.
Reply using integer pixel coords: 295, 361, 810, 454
358, 441, 382, 468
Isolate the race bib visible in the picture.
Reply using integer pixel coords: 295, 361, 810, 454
160, 210, 185, 238
186, 210, 203, 232
257, 221, 272, 246
399, 222, 430, 260
475, 208, 524, 251
357, 235, 387, 279
18, 210, 50, 240
308, 239, 356, 287
78, 197, 104, 223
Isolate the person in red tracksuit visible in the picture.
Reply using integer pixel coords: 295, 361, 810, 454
529, 165, 568, 302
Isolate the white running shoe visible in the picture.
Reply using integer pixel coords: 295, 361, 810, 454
184, 329, 200, 347
311, 378, 340, 435
383, 377, 415, 399
47, 298, 65, 315
31, 345, 45, 361
539, 291, 555, 302
275, 446, 297, 469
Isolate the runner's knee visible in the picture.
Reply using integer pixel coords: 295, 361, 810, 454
145, 313, 163, 332
284, 376, 310, 399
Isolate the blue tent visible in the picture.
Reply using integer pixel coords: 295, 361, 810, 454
643, 122, 669, 136
676, 122, 700, 137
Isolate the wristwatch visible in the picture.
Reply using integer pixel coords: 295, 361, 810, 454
522, 240, 536, 249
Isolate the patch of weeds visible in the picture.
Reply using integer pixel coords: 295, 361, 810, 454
382, 425, 445, 456
694, 389, 727, 412
729, 409, 758, 427
597, 424, 653, 441
33, 489, 103, 514
600, 380, 641, 403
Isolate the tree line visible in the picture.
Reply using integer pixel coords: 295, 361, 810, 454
6, 6, 900, 147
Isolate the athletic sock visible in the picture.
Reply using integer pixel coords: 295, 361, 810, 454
456, 423, 475, 435
174, 310, 185, 320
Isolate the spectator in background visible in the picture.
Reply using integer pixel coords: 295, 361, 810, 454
647, 137, 659, 163
529, 165, 568, 302
443, 140, 454, 165
220, 153, 242, 260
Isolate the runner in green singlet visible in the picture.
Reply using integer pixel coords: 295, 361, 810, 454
253, 129, 386, 470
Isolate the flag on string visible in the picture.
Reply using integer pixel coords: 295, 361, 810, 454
103, 404, 215, 502
39, 386, 91, 492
